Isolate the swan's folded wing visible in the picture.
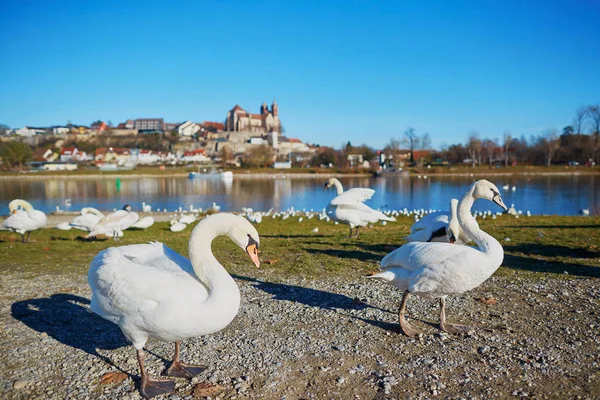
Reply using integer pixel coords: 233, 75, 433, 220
381, 242, 454, 272
330, 188, 375, 205
88, 243, 205, 320
2, 211, 28, 230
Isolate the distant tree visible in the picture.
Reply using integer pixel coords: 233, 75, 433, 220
589, 105, 600, 163
503, 132, 513, 167
467, 131, 482, 167
311, 147, 336, 167
384, 137, 403, 168
403, 127, 417, 164
218, 145, 234, 168
0, 123, 10, 135
573, 106, 589, 135
243, 145, 274, 168
539, 129, 560, 167
0, 141, 33, 170
563, 125, 574, 135
482, 138, 498, 165
358, 144, 376, 162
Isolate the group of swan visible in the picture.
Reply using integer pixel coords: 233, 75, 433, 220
89, 213, 260, 398
80, 179, 513, 399
1, 200, 47, 242
55, 205, 155, 239
368, 180, 508, 336
324, 178, 395, 237
169, 212, 198, 232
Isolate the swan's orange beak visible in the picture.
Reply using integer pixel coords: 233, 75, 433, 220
246, 244, 260, 268
11, 209, 17, 214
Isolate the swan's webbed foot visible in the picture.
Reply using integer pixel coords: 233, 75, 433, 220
165, 361, 206, 378
440, 322, 470, 334
140, 377, 175, 399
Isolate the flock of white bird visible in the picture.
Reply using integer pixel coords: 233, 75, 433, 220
0, 178, 582, 399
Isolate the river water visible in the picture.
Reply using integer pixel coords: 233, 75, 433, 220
0, 174, 597, 216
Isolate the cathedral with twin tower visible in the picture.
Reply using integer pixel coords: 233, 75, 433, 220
225, 101, 281, 134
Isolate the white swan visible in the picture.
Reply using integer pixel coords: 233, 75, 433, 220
131, 216, 155, 230
367, 180, 507, 337
170, 219, 188, 232
142, 202, 152, 212
324, 178, 395, 237
178, 213, 196, 225
58, 207, 105, 232
86, 205, 139, 240
2, 199, 47, 243
405, 199, 470, 244
88, 213, 260, 398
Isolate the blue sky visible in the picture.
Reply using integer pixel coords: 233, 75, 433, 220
1, 0, 599, 149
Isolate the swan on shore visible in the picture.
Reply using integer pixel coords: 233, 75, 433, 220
324, 178, 395, 238
86, 205, 139, 240
367, 180, 507, 337
88, 213, 260, 398
2, 199, 47, 243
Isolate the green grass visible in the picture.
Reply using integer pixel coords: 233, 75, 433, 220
0, 215, 599, 280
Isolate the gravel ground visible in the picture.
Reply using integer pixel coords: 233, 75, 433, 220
1, 270, 599, 400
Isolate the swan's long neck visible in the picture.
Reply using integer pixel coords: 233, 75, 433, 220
188, 217, 240, 297
331, 178, 344, 195
457, 188, 503, 260
10, 199, 35, 217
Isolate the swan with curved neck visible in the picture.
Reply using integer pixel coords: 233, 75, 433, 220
86, 204, 139, 240
88, 213, 260, 399
3, 199, 47, 243
367, 180, 507, 337
324, 178, 395, 238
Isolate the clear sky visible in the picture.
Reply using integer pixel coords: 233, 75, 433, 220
1, 0, 599, 149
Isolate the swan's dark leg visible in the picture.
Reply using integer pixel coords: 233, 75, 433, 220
348, 227, 354, 238
20, 233, 25, 243
354, 227, 360, 238
398, 291, 421, 337
137, 348, 175, 399
26, 232, 31, 243
165, 341, 206, 378
439, 297, 470, 334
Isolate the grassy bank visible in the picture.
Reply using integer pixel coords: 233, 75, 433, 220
1, 215, 598, 279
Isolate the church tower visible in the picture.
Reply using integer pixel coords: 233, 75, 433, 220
271, 100, 278, 117
261, 102, 269, 115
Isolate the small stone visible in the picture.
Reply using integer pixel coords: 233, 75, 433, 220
478, 346, 490, 354
13, 380, 30, 390
336, 377, 345, 384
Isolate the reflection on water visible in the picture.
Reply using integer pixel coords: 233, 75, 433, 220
0, 175, 597, 216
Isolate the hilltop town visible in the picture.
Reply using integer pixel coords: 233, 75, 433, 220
0, 102, 341, 172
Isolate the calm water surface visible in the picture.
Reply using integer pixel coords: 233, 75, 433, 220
0, 175, 597, 216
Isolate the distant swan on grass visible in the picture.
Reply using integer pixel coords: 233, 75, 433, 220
88, 213, 261, 398
56, 207, 104, 232
367, 180, 507, 337
86, 205, 139, 240
2, 199, 47, 243
324, 178, 395, 238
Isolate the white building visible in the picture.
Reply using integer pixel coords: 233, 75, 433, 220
15, 127, 46, 137
53, 127, 70, 135
178, 121, 201, 137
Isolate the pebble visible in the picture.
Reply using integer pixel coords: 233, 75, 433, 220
13, 380, 30, 390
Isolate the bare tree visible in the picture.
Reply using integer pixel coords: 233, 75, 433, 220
403, 127, 417, 164
540, 129, 560, 167
467, 131, 481, 167
503, 132, 512, 167
384, 137, 403, 169
589, 105, 600, 163
573, 106, 589, 135
482, 138, 498, 165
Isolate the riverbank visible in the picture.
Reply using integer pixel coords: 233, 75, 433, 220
1, 164, 599, 179
0, 215, 598, 399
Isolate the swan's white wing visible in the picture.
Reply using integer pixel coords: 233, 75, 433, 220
409, 212, 449, 234
70, 213, 101, 231
2, 210, 46, 231
131, 216, 154, 229
330, 188, 375, 205
88, 242, 207, 324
